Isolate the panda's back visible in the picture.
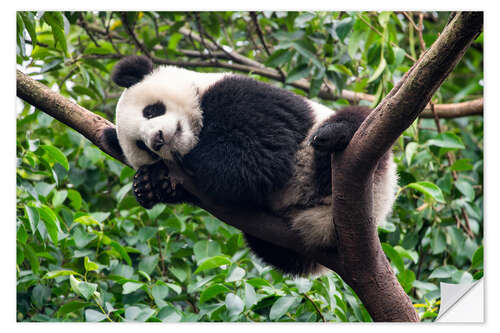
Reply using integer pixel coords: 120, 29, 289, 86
182, 76, 316, 208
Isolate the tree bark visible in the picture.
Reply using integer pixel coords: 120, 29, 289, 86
16, 11, 482, 322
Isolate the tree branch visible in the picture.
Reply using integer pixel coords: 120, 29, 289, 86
328, 11, 482, 322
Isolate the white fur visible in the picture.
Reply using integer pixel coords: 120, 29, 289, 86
115, 66, 231, 169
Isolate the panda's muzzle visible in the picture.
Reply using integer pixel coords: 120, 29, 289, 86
152, 130, 166, 151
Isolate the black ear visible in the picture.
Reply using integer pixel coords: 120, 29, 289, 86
111, 55, 153, 88
102, 127, 125, 162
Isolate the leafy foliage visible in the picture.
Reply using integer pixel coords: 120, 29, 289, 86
16, 11, 483, 322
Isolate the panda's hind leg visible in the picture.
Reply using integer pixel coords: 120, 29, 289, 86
243, 233, 324, 276
310, 106, 371, 153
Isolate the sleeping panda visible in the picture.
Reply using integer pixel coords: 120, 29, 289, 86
103, 55, 398, 276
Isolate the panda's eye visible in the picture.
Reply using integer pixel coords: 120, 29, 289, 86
143, 102, 166, 119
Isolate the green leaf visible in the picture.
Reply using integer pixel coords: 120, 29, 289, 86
378, 11, 392, 26
225, 293, 245, 316
367, 57, 386, 83
73, 227, 96, 248
138, 254, 159, 275
335, 17, 355, 42
194, 256, 231, 274
426, 132, 465, 150
41, 145, 69, 171
52, 190, 68, 207
285, 64, 311, 84
22, 243, 39, 273
146, 204, 165, 220
294, 12, 315, 27
407, 181, 445, 203
56, 301, 91, 317
291, 40, 322, 69
265, 49, 294, 67
158, 305, 182, 322
226, 266, 246, 282
17, 224, 28, 244
269, 296, 296, 320
168, 260, 190, 282
25, 205, 40, 233
381, 242, 404, 273
110, 240, 132, 265
74, 215, 101, 228
84, 256, 99, 272
451, 159, 473, 172
455, 180, 475, 201
200, 284, 231, 304
20, 12, 37, 47
328, 64, 353, 76
429, 265, 458, 279
471, 246, 483, 269
405, 142, 419, 166
398, 269, 416, 293
69, 275, 97, 300
38, 205, 60, 245
85, 309, 107, 322
43, 270, 81, 279
151, 282, 170, 305
393, 245, 419, 264
431, 229, 447, 254
347, 27, 364, 58
116, 183, 132, 203
67, 189, 82, 211
244, 282, 258, 308
122, 282, 145, 294
193, 240, 222, 263
43, 12, 68, 56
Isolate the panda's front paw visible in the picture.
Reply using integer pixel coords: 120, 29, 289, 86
310, 120, 355, 153
133, 162, 172, 209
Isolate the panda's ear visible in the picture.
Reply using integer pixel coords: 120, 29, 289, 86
102, 127, 125, 162
111, 55, 153, 88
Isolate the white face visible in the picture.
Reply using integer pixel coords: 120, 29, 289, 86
115, 66, 203, 169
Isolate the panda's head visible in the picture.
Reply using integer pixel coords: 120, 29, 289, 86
109, 56, 203, 169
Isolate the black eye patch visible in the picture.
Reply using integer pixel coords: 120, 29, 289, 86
143, 102, 166, 119
136, 140, 159, 160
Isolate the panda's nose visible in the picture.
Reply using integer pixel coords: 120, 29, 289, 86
152, 130, 166, 151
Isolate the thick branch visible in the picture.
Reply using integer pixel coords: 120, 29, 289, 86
16, 70, 124, 164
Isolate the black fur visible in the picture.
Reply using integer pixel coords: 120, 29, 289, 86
182, 76, 314, 208
102, 127, 125, 161
135, 140, 160, 160
143, 101, 166, 119
243, 233, 319, 276
313, 106, 372, 198
111, 56, 153, 88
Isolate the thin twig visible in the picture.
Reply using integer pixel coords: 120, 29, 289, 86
417, 14, 427, 55
303, 293, 326, 322
192, 13, 218, 62
249, 12, 271, 56
78, 13, 101, 48
120, 12, 151, 57
357, 13, 416, 62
